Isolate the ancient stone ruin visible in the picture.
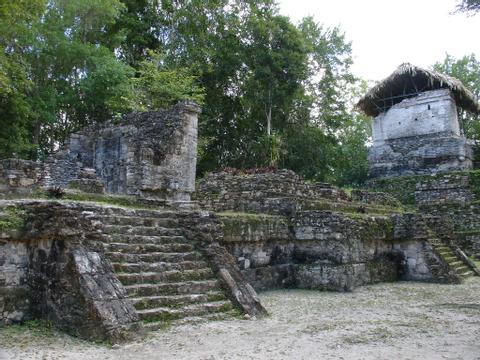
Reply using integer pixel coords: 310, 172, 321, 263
0, 65, 479, 343
357, 63, 480, 179
1, 101, 201, 203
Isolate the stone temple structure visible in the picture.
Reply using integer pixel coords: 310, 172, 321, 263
1, 101, 201, 204
0, 99, 479, 343
357, 63, 480, 179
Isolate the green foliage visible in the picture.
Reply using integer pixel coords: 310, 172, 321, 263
0, 319, 54, 338
0, 0, 46, 158
455, 0, 480, 14
60, 190, 156, 210
0, 0, 370, 186
433, 53, 480, 141
134, 51, 205, 110
0, 207, 26, 232
280, 125, 336, 181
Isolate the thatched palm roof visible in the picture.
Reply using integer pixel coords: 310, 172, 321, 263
357, 63, 480, 117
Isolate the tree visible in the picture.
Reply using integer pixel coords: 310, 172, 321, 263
105, 0, 163, 67
433, 54, 480, 141
134, 51, 205, 110
0, 0, 371, 187
4, 0, 137, 157
277, 17, 361, 183
455, 0, 480, 14
0, 0, 47, 158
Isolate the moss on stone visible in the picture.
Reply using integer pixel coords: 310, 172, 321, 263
218, 212, 284, 222
370, 169, 480, 206
0, 206, 26, 232
455, 230, 480, 236
301, 199, 406, 215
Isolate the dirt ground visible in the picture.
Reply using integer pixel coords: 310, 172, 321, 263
1, 278, 479, 360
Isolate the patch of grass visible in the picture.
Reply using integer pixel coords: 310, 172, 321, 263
62, 191, 149, 208
0, 206, 26, 232
342, 187, 353, 197
342, 326, 396, 345
469, 256, 480, 268
0, 319, 55, 339
4, 189, 160, 210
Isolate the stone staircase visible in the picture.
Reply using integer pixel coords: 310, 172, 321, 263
432, 243, 475, 279
96, 207, 237, 330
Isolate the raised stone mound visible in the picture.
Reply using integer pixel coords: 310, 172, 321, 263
0, 201, 141, 342
195, 169, 396, 216
194, 169, 477, 292
369, 170, 480, 260
1, 168, 478, 342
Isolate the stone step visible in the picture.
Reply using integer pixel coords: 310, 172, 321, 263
97, 208, 178, 219
106, 234, 189, 245
453, 265, 470, 273
117, 268, 215, 285
458, 270, 473, 278
104, 225, 182, 237
137, 300, 233, 323
130, 291, 226, 310
105, 251, 203, 263
447, 260, 464, 267
124, 280, 220, 297
111, 260, 209, 273
143, 310, 238, 331
103, 242, 195, 254
438, 250, 455, 256
435, 246, 452, 252
100, 215, 178, 228
442, 255, 458, 262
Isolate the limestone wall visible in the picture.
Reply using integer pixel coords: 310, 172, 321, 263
293, 211, 398, 291
47, 102, 200, 202
368, 89, 473, 179
211, 209, 458, 291
369, 170, 480, 259
0, 159, 43, 198
195, 170, 365, 216
391, 213, 458, 282
195, 170, 459, 290
0, 201, 140, 341
372, 89, 460, 143
0, 102, 201, 202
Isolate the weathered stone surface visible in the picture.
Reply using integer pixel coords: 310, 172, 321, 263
0, 159, 43, 197
294, 259, 398, 292
415, 173, 475, 206
391, 213, 460, 282
202, 244, 267, 317
0, 102, 200, 204
69, 168, 105, 194
195, 170, 350, 215
42, 102, 200, 202
28, 243, 140, 342
0, 201, 142, 342
195, 169, 393, 216
369, 171, 480, 259
368, 89, 473, 179
351, 189, 401, 208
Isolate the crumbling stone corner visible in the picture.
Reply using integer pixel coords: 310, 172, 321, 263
202, 244, 268, 317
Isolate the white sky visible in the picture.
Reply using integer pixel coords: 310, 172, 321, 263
278, 0, 480, 82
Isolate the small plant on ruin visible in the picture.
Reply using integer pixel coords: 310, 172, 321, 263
47, 186, 66, 199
